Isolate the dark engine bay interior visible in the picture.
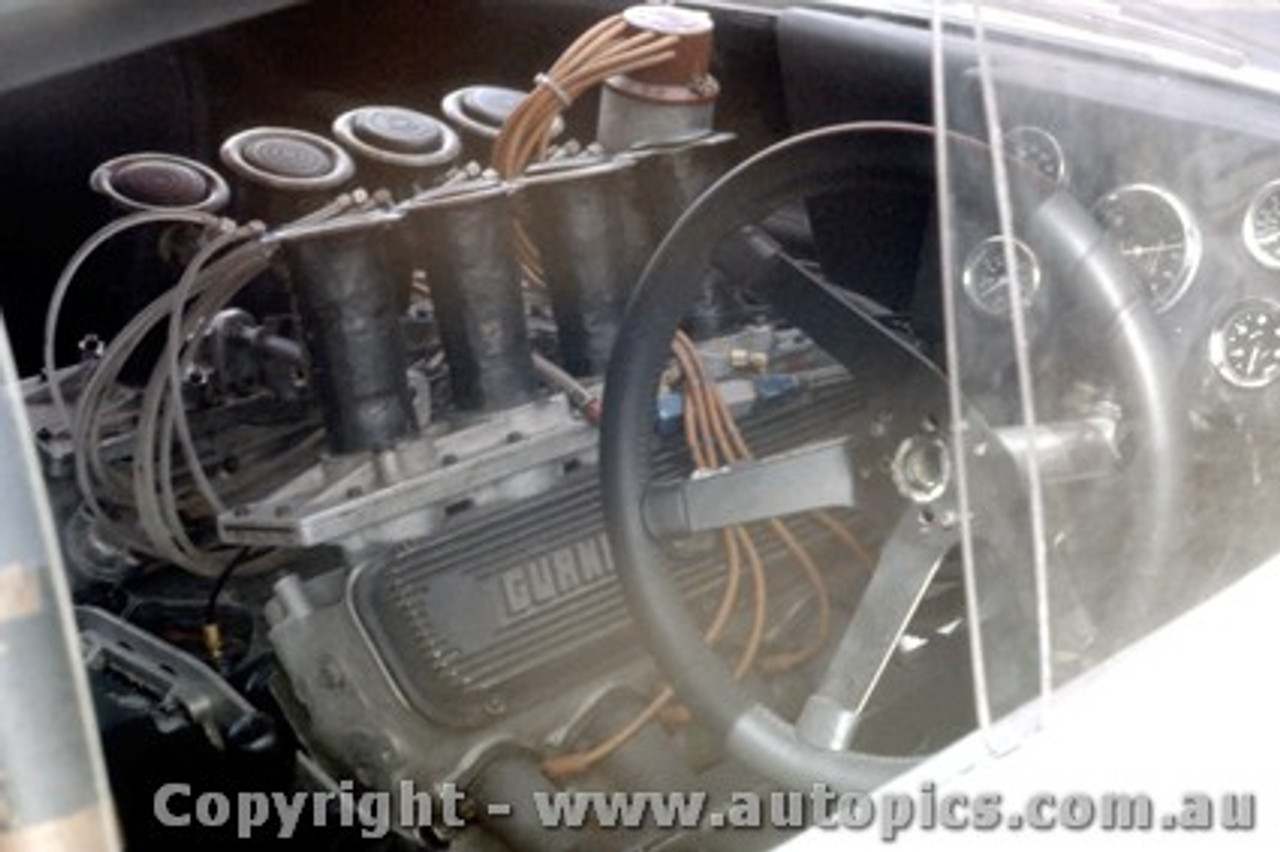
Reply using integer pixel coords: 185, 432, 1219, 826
3, 2, 1280, 850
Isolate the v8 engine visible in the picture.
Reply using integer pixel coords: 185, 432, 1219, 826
13, 6, 964, 850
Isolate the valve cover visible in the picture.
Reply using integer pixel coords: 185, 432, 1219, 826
350, 381, 865, 729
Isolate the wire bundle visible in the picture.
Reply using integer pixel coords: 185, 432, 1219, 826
491, 14, 677, 180
66, 227, 274, 575
52, 196, 358, 576
129, 227, 268, 574
543, 331, 872, 778
489, 13, 679, 280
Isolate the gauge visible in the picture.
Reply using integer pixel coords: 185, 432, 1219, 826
961, 236, 1042, 318
1093, 184, 1201, 313
1242, 179, 1280, 269
1209, 299, 1280, 389
1004, 125, 1067, 186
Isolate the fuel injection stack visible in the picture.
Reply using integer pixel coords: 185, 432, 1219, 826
134, 3, 733, 556
218, 3, 728, 425
43, 7, 746, 835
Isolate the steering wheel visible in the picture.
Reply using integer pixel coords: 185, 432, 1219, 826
600, 122, 1184, 790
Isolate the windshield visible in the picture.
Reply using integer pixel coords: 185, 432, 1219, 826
932, 0, 1280, 740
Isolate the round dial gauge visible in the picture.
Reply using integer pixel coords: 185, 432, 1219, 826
1004, 125, 1067, 186
961, 236, 1042, 318
1242, 179, 1280, 269
1093, 184, 1201, 313
1209, 299, 1280, 389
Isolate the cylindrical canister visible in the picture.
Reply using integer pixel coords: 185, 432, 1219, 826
283, 223, 420, 455
223, 126, 416, 454
521, 155, 639, 376
401, 179, 538, 411
596, 6, 720, 153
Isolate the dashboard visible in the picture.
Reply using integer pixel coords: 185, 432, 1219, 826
1006, 123, 1280, 395
775, 7, 1280, 421
773, 4, 1280, 602
945, 46, 1280, 422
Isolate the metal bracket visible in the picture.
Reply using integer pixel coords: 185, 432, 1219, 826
642, 436, 857, 536
78, 606, 268, 752
218, 396, 598, 549
796, 507, 958, 751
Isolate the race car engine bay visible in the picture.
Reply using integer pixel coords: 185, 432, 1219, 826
5, 5, 977, 850
7, 2, 1280, 851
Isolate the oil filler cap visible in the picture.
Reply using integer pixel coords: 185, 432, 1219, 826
333, 105, 461, 169
220, 126, 354, 191
90, 152, 229, 212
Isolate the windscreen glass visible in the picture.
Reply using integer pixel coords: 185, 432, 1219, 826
930, 0, 1280, 738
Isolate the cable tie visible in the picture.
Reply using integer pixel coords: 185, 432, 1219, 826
534, 72, 574, 108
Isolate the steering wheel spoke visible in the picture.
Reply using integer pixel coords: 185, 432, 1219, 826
642, 436, 858, 536
797, 506, 958, 750
725, 227, 939, 390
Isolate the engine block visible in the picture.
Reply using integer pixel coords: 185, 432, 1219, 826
264, 380, 868, 795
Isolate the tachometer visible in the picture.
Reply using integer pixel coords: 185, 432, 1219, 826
961, 236, 1042, 318
1242, 179, 1280, 269
1209, 299, 1280, 389
1004, 125, 1067, 187
1093, 184, 1201, 313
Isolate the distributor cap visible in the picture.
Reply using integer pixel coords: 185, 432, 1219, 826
610, 5, 719, 104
